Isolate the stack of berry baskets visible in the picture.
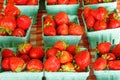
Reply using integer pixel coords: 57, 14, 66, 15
0, 4, 32, 48
4, 0, 39, 24
82, 6, 120, 49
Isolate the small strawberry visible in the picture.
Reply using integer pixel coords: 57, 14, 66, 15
107, 53, 116, 61
84, 7, 91, 19
90, 0, 98, 4
108, 19, 120, 28
20, 55, 31, 63
108, 60, 120, 70
18, 42, 32, 55
44, 26, 56, 36
53, 41, 67, 51
44, 17, 56, 28
68, 0, 78, 4
56, 24, 68, 35
66, 45, 76, 55
112, 43, 120, 57
47, 0, 57, 5
86, 15, 95, 29
26, 59, 43, 72
12, 28, 25, 37
2, 58, 11, 71
58, 0, 69, 4
44, 56, 60, 72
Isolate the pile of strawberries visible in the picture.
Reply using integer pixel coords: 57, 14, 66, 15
43, 41, 90, 72
84, 6, 120, 31
84, 0, 114, 5
47, 0, 78, 5
0, 4, 32, 36
93, 42, 120, 70
1, 42, 44, 72
43, 12, 83, 36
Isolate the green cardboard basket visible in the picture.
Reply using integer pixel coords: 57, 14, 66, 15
3, 0, 39, 24
42, 14, 82, 47
45, 1, 80, 15
82, 0, 117, 10
82, 9, 120, 49
0, 20, 32, 48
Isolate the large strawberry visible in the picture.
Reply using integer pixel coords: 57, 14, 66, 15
54, 12, 69, 25
56, 24, 68, 35
44, 56, 60, 72
18, 42, 32, 55
26, 59, 43, 72
43, 26, 56, 36
9, 57, 25, 72
17, 15, 31, 30
75, 51, 90, 69
112, 44, 120, 57
2, 58, 11, 71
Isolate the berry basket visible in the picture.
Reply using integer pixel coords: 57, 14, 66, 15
82, 0, 117, 10
42, 14, 82, 47
82, 9, 120, 49
3, 0, 39, 24
45, 0, 80, 15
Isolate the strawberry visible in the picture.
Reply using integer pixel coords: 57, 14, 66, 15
54, 12, 69, 25
108, 12, 120, 20
58, 51, 73, 64
46, 47, 59, 58
58, 0, 69, 4
47, 0, 57, 5
75, 51, 90, 69
12, 28, 25, 37
112, 44, 120, 57
97, 42, 111, 55
108, 60, 120, 70
44, 56, 60, 72
44, 26, 56, 36
86, 15, 95, 29
20, 55, 31, 63
1, 49, 15, 59
26, 59, 43, 72
66, 45, 76, 55
2, 58, 11, 71
90, 0, 98, 4
27, 0, 38, 5
0, 28, 7, 36
56, 24, 68, 35
93, 20, 107, 31
53, 41, 67, 51
68, 0, 78, 4
108, 19, 120, 28
107, 53, 116, 61
93, 57, 107, 70
68, 23, 83, 35
61, 62, 75, 72
9, 57, 25, 72
44, 19, 56, 28
84, 7, 91, 19
18, 42, 32, 55
17, 15, 31, 30
29, 47, 44, 59
14, 0, 28, 5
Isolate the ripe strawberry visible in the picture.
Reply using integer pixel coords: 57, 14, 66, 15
46, 47, 59, 58
18, 42, 32, 55
54, 12, 69, 25
1, 49, 15, 59
14, 0, 28, 5
108, 60, 120, 70
47, 0, 57, 5
93, 20, 107, 31
97, 42, 111, 55
68, 23, 83, 35
44, 19, 56, 28
75, 51, 90, 69
58, 51, 73, 64
107, 53, 116, 61
108, 19, 120, 28
58, 0, 69, 4
57, 24, 68, 35
43, 26, 56, 36
53, 41, 67, 51
9, 57, 25, 72
27, 0, 38, 5
86, 15, 95, 29
90, 0, 98, 4
44, 56, 60, 72
93, 57, 107, 70
26, 59, 43, 72
2, 58, 11, 71
61, 62, 75, 72
69, 0, 78, 4
12, 28, 25, 37
66, 45, 76, 55
20, 55, 31, 63
0, 28, 7, 36
84, 7, 91, 19
108, 12, 119, 20
112, 43, 120, 57
17, 15, 31, 30
29, 47, 44, 59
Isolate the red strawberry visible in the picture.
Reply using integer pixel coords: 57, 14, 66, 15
29, 47, 44, 59
12, 28, 25, 37
58, 0, 69, 4
97, 42, 111, 55
17, 15, 31, 30
27, 0, 38, 5
47, 0, 57, 5
53, 41, 67, 51
18, 42, 32, 55
9, 57, 25, 72
68, 23, 83, 35
46, 47, 59, 58
107, 53, 116, 61
20, 55, 31, 63
14, 0, 28, 5
112, 43, 120, 57
75, 51, 90, 69
44, 19, 56, 28
44, 56, 60, 72
0, 28, 7, 36
26, 59, 43, 72
90, 0, 98, 4
57, 24, 68, 35
66, 45, 76, 55
93, 57, 107, 70
69, 0, 78, 4
43, 26, 56, 36
58, 51, 73, 64
84, 7, 91, 19
1, 49, 15, 59
108, 12, 119, 20
108, 60, 120, 70
2, 58, 11, 71
93, 20, 107, 31
108, 19, 120, 28
61, 62, 75, 72
86, 15, 95, 29
54, 12, 69, 25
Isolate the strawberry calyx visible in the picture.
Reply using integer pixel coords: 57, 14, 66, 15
5, 28, 12, 35
0, 27, 7, 36
15, 63, 26, 72
101, 54, 109, 60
